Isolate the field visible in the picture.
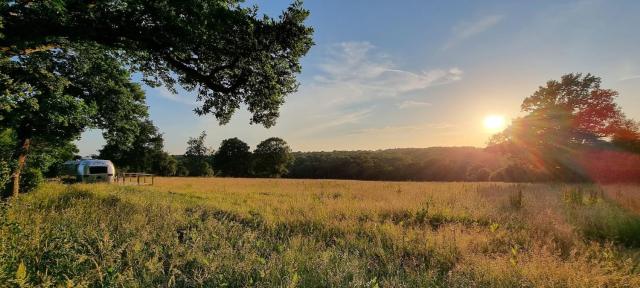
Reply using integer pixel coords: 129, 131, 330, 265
1, 178, 640, 287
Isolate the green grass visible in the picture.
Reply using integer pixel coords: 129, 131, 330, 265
1, 178, 639, 287
562, 186, 640, 247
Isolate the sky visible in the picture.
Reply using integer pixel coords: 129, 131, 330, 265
77, 0, 640, 155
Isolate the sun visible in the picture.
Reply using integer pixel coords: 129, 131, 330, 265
483, 115, 507, 132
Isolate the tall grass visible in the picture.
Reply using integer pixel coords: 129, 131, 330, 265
0, 178, 639, 287
562, 185, 640, 247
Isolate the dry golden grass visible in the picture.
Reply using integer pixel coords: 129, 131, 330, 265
1, 178, 639, 287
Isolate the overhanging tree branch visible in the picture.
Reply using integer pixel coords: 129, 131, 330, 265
1, 0, 313, 126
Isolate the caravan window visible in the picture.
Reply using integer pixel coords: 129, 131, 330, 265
89, 166, 108, 174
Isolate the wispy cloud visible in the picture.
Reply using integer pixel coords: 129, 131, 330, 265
286, 41, 463, 134
314, 41, 463, 102
443, 14, 504, 50
306, 108, 373, 133
351, 122, 455, 135
397, 100, 433, 109
620, 75, 640, 82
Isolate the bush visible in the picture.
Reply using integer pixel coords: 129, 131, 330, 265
189, 161, 213, 177
152, 152, 177, 176
20, 168, 44, 193
175, 163, 190, 177
2, 167, 44, 197
0, 161, 11, 196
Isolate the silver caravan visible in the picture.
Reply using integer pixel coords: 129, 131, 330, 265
62, 159, 116, 183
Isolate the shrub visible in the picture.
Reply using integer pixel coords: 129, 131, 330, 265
20, 168, 44, 193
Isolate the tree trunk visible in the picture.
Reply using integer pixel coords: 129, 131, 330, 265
11, 138, 31, 197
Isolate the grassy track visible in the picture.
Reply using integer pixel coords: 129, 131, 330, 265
1, 178, 639, 287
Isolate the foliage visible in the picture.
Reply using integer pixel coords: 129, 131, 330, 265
561, 186, 640, 247
0, 128, 78, 196
183, 132, 214, 177
488, 73, 637, 181
1, 0, 314, 127
0, 180, 639, 286
1, 50, 94, 143
0, 44, 148, 193
1, 44, 148, 145
520, 73, 623, 142
287, 147, 507, 181
99, 119, 176, 176
213, 137, 252, 177
612, 119, 640, 154
252, 137, 293, 177
0, 129, 13, 190
175, 161, 190, 177
173, 143, 639, 183
488, 163, 542, 182
152, 151, 178, 177
18, 168, 43, 193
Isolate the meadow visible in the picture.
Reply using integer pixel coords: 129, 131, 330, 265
1, 178, 639, 287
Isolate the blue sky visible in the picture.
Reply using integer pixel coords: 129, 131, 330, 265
77, 0, 640, 155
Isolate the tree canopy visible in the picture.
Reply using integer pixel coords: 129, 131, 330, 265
287, 148, 505, 182
252, 137, 293, 177
520, 73, 623, 142
213, 137, 252, 177
99, 119, 176, 176
183, 131, 214, 177
1, 0, 314, 126
612, 119, 640, 154
0, 44, 148, 195
488, 73, 637, 181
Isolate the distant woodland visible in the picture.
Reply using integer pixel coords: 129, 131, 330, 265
287, 148, 505, 181
286, 146, 640, 183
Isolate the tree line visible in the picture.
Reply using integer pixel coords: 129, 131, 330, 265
100, 131, 294, 179
287, 148, 504, 181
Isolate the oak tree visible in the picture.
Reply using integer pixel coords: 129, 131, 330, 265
1, 45, 147, 195
252, 137, 293, 177
213, 137, 252, 177
488, 73, 628, 180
